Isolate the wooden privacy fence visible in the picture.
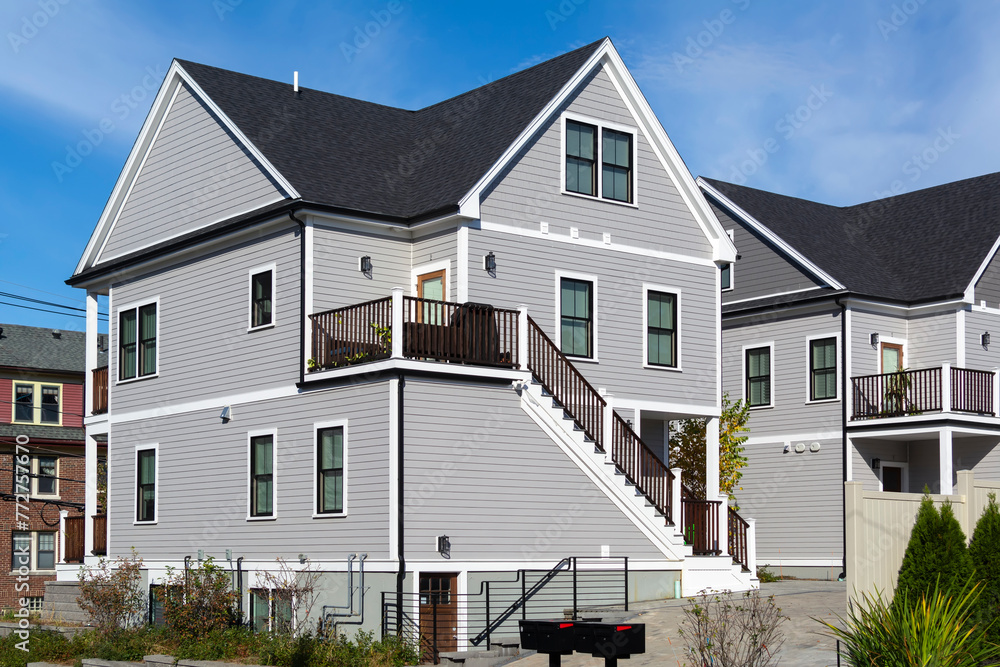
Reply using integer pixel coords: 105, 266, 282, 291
845, 471, 1000, 603
63, 514, 107, 563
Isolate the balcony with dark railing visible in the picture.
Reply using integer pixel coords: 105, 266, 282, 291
92, 365, 108, 415
851, 364, 997, 421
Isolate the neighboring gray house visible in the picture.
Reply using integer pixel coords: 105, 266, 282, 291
700, 173, 1000, 580
65, 38, 754, 654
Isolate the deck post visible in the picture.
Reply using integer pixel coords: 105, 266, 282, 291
670, 468, 682, 528
517, 305, 529, 371
941, 362, 952, 412
746, 517, 757, 575
992, 368, 999, 416
939, 428, 954, 495
391, 287, 404, 359
58, 510, 68, 564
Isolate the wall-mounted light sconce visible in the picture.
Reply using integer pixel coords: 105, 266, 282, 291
870, 333, 880, 349
437, 535, 451, 558
359, 255, 373, 279
483, 252, 496, 275
220, 406, 232, 423
298, 553, 307, 564
871, 457, 881, 471
983, 332, 991, 349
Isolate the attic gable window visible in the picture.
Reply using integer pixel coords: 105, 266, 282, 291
563, 115, 636, 204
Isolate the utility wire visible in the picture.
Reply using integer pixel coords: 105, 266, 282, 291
0, 301, 109, 320
0, 280, 88, 306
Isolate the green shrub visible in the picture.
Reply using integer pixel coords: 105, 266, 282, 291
821, 580, 997, 666
970, 492, 1000, 647
161, 557, 240, 640
756, 565, 780, 583
77, 548, 147, 633
257, 631, 420, 667
896, 496, 973, 609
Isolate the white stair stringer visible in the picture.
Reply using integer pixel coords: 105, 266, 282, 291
515, 379, 690, 561
682, 556, 759, 596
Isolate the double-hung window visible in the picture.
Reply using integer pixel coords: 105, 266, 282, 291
136, 448, 156, 522
646, 291, 678, 367
250, 434, 274, 518
810, 337, 838, 401
250, 267, 274, 329
120, 303, 157, 380
316, 426, 345, 515
746, 346, 772, 408
564, 117, 634, 203
250, 589, 293, 633
560, 278, 593, 358
11, 532, 55, 571
12, 383, 61, 425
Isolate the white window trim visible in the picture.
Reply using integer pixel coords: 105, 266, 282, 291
11, 530, 57, 574
560, 112, 639, 208
31, 455, 60, 499
742, 342, 775, 410
555, 270, 600, 363
133, 443, 159, 525
641, 284, 682, 372
247, 262, 277, 332
411, 260, 451, 300
247, 429, 278, 521
877, 335, 908, 375
115, 296, 161, 384
878, 461, 909, 493
721, 229, 735, 292
805, 333, 841, 404
11, 381, 63, 427
313, 419, 348, 518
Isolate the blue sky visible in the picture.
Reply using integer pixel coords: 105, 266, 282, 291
1, 0, 997, 330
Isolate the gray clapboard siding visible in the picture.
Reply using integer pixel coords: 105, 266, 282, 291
412, 229, 458, 298
738, 438, 842, 561
850, 308, 908, 377
851, 440, 906, 491
710, 201, 825, 304
907, 311, 956, 368
909, 442, 943, 494
965, 309, 1000, 371
101, 83, 285, 261
722, 308, 842, 437
109, 225, 300, 414
312, 226, 411, 312
468, 228, 718, 408
480, 66, 712, 259
402, 378, 664, 561
975, 249, 1000, 308
956, 435, 1000, 480
107, 380, 392, 560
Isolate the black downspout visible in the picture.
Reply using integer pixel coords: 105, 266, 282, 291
396, 374, 406, 633
289, 211, 307, 385
837, 298, 848, 582
237, 556, 244, 620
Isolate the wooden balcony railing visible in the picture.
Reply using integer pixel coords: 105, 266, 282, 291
402, 298, 519, 367
526, 316, 605, 450
92, 366, 108, 415
728, 507, 750, 571
64, 514, 107, 563
611, 412, 674, 522
310, 297, 393, 370
93, 514, 107, 556
851, 365, 996, 420
681, 492, 722, 556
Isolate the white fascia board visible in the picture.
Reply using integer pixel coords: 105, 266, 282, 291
964, 232, 1000, 304
697, 177, 845, 290
74, 60, 300, 276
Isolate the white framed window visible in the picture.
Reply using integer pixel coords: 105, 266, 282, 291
11, 531, 56, 572
561, 113, 638, 206
555, 271, 599, 361
248, 263, 276, 331
250, 588, 293, 633
743, 342, 775, 409
248, 430, 277, 520
118, 298, 159, 382
134, 444, 158, 524
642, 284, 681, 371
12, 382, 61, 426
805, 333, 841, 403
721, 230, 735, 292
313, 420, 348, 517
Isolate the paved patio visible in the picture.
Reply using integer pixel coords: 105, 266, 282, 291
509, 580, 847, 667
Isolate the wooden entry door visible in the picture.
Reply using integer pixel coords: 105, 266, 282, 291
881, 343, 903, 373
419, 573, 458, 660
417, 270, 447, 326
882, 465, 903, 492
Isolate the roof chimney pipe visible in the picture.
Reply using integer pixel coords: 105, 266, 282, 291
293, 71, 299, 96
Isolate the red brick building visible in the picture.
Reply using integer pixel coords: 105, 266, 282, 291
0, 324, 103, 610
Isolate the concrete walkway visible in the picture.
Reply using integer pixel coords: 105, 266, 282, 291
509, 580, 847, 667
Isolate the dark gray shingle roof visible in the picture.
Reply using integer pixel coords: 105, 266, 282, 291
176, 39, 605, 221
0, 423, 84, 443
0, 324, 86, 374
703, 172, 1000, 304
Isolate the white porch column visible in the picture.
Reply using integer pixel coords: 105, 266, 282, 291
390, 287, 404, 359
746, 518, 758, 574
941, 362, 952, 412
517, 305, 529, 371
85, 291, 99, 415
84, 433, 98, 555
939, 428, 954, 495
58, 510, 68, 564
706, 417, 720, 500
670, 467, 682, 528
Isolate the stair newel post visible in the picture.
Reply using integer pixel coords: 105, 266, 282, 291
747, 518, 757, 575
517, 306, 529, 371
391, 287, 404, 359
602, 394, 614, 457
670, 468, 682, 528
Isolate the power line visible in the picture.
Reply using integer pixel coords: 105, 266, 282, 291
0, 280, 88, 307
0, 301, 108, 320
0, 291, 109, 317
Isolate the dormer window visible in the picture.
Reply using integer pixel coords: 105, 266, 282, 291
563, 116, 635, 204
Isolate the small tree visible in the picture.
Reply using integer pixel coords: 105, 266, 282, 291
896, 496, 973, 609
969, 492, 1000, 645
256, 557, 322, 636
669, 393, 750, 501
77, 548, 146, 633
160, 557, 239, 639
679, 589, 786, 666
